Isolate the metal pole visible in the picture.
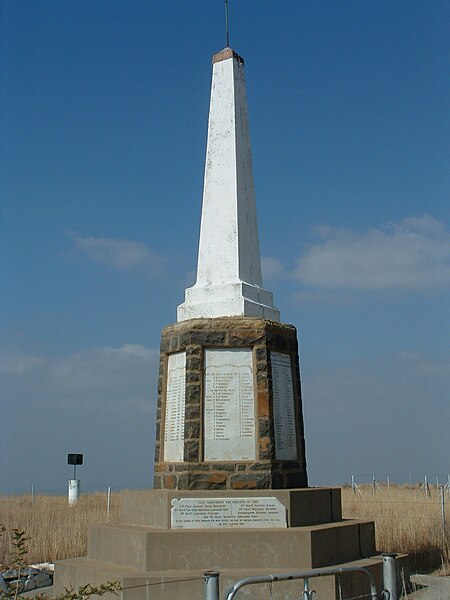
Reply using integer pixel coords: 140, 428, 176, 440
441, 486, 447, 556
224, 0, 229, 48
351, 474, 355, 493
303, 576, 310, 600
31, 484, 35, 506
387, 475, 390, 490
204, 571, 219, 600
382, 553, 398, 600
107, 486, 111, 517
225, 566, 378, 600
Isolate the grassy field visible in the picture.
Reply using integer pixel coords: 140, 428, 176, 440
0, 492, 120, 565
341, 484, 449, 573
1, 486, 448, 573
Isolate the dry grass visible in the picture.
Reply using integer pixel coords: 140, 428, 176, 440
342, 484, 450, 573
0, 492, 120, 566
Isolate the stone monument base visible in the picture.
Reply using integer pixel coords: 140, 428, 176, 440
154, 317, 308, 490
53, 488, 409, 600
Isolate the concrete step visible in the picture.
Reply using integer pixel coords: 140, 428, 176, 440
54, 554, 408, 600
86, 519, 375, 572
120, 488, 343, 528
408, 574, 450, 599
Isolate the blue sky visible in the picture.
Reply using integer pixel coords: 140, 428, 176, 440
1, 1, 449, 493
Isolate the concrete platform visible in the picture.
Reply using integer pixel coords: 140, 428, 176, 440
53, 488, 409, 599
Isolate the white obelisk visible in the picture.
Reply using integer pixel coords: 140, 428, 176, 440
177, 48, 280, 322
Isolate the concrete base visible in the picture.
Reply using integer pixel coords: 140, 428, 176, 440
54, 555, 410, 600
178, 282, 280, 322
53, 488, 409, 599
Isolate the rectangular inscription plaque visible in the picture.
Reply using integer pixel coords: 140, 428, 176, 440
271, 352, 297, 460
171, 497, 287, 529
163, 352, 186, 462
204, 349, 256, 461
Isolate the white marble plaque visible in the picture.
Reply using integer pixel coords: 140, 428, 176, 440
204, 349, 256, 461
271, 352, 297, 460
163, 352, 186, 462
171, 497, 287, 529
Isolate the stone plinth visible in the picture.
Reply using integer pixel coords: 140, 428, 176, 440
153, 317, 307, 490
53, 489, 409, 600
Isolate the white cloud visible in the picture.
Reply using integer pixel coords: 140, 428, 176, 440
294, 215, 450, 290
394, 351, 450, 376
261, 256, 289, 281
0, 352, 44, 374
1, 344, 159, 413
73, 235, 165, 271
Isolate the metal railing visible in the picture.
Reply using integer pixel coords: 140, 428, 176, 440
204, 564, 380, 600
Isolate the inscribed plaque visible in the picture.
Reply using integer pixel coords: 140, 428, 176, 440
204, 349, 256, 461
163, 352, 186, 462
271, 352, 297, 460
171, 497, 287, 529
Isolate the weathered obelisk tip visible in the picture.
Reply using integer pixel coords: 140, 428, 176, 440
212, 47, 244, 64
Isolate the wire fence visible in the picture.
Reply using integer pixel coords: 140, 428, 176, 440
342, 475, 450, 570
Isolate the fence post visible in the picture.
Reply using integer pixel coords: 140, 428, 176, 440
441, 486, 447, 557
303, 577, 311, 600
204, 571, 219, 600
31, 484, 35, 506
107, 486, 111, 517
382, 553, 398, 600
68, 479, 80, 505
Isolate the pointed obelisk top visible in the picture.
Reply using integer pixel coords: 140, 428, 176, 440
177, 49, 279, 322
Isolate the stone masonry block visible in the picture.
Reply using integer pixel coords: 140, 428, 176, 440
186, 384, 201, 404
254, 345, 267, 361
229, 473, 270, 490
258, 417, 270, 437
185, 420, 200, 439
185, 404, 200, 420
184, 440, 200, 462
258, 437, 273, 460
186, 355, 202, 371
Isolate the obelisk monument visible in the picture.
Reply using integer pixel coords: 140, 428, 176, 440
53, 45, 397, 600
154, 48, 308, 490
